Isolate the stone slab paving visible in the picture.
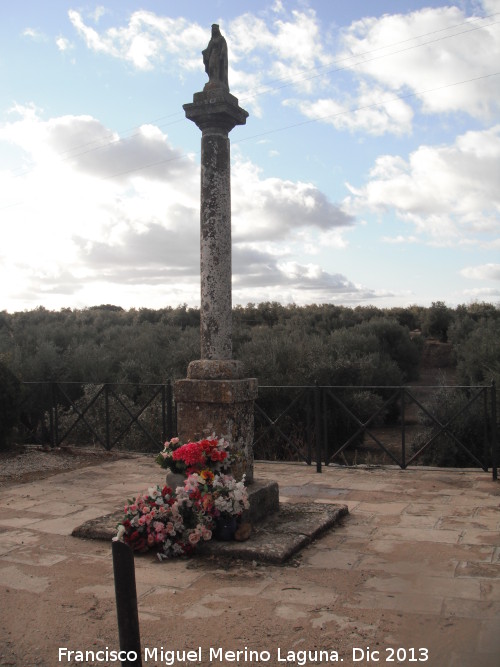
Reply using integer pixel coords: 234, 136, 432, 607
0, 457, 499, 667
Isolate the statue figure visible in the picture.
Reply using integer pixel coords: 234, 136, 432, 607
202, 24, 229, 91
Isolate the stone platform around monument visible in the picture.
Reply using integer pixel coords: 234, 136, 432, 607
72, 483, 348, 564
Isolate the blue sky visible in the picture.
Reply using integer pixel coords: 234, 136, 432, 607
1, 0, 499, 312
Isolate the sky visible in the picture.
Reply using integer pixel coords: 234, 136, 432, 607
1, 0, 499, 313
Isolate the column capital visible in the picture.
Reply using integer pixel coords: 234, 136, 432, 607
183, 89, 248, 133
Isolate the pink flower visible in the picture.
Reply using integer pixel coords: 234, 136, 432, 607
188, 532, 201, 545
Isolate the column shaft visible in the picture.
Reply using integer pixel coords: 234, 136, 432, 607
200, 128, 232, 360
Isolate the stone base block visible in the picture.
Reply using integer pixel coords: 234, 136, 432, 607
72, 501, 349, 565
187, 359, 245, 380
244, 479, 279, 524
203, 502, 349, 564
175, 376, 258, 483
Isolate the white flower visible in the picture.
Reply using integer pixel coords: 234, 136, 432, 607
113, 524, 126, 542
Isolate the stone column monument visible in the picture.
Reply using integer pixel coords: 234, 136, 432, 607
175, 24, 257, 483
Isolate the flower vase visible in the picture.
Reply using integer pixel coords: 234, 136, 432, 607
214, 516, 238, 541
165, 470, 185, 491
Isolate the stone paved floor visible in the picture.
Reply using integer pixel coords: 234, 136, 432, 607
0, 457, 499, 667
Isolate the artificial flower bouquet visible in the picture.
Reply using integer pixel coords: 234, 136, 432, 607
155, 436, 232, 476
184, 470, 250, 521
115, 483, 214, 559
116, 439, 250, 558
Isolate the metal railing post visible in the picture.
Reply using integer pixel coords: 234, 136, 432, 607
54, 383, 60, 447
401, 387, 406, 469
166, 379, 173, 440
491, 381, 497, 481
314, 383, 322, 473
322, 387, 328, 466
306, 389, 312, 465
161, 384, 166, 444
49, 382, 56, 448
104, 383, 111, 450
112, 540, 142, 667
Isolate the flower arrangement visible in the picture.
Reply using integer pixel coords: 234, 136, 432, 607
115, 483, 213, 559
155, 436, 232, 475
115, 451, 250, 558
184, 471, 250, 520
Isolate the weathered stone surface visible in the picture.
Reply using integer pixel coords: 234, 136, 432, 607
178, 27, 255, 482
202, 503, 349, 563
187, 359, 245, 380
199, 129, 232, 360
184, 90, 248, 133
72, 510, 123, 541
175, 378, 257, 482
202, 24, 229, 93
244, 479, 280, 524
72, 501, 349, 565
183, 90, 248, 362
175, 377, 257, 403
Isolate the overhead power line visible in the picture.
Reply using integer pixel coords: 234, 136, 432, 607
101, 70, 500, 180
235, 71, 500, 145
1, 11, 499, 190
5, 10, 500, 176
239, 13, 500, 103
1, 69, 497, 199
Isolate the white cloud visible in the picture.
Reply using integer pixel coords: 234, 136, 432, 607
382, 235, 418, 244
0, 107, 359, 310
278, 1, 500, 136
23, 27, 47, 41
286, 81, 414, 136
462, 286, 500, 299
92, 6, 107, 23
461, 263, 500, 280
68, 10, 207, 71
232, 250, 380, 305
345, 124, 500, 245
64, 3, 500, 137
67, 6, 331, 110
337, 4, 500, 121
56, 36, 72, 52
228, 8, 329, 70
232, 159, 353, 242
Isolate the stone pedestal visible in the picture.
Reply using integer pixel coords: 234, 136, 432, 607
175, 372, 257, 483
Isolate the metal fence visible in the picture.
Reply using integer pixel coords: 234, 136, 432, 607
18, 380, 497, 479
18, 381, 175, 452
254, 383, 497, 480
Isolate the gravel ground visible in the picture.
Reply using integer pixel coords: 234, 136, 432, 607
0, 446, 134, 486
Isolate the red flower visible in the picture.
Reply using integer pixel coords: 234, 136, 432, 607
210, 450, 227, 462
199, 438, 217, 452
172, 442, 206, 465
189, 489, 202, 501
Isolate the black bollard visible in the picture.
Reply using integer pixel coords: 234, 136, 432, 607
112, 540, 143, 667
